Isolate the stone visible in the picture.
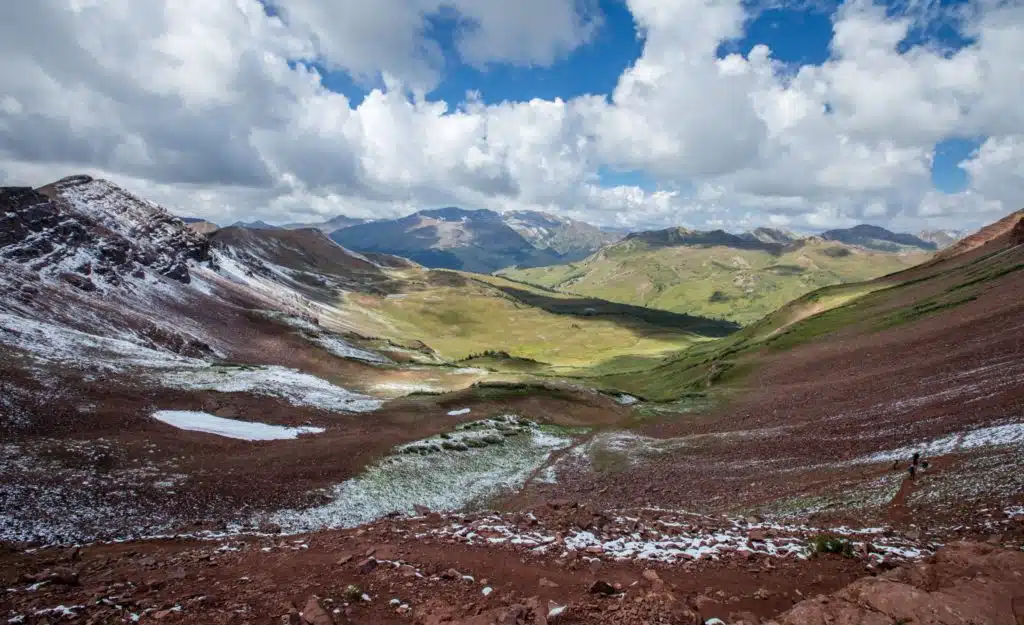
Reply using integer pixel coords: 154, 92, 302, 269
300, 596, 333, 625
539, 577, 560, 588
589, 580, 617, 596
60, 272, 96, 291
48, 567, 80, 585
355, 558, 378, 575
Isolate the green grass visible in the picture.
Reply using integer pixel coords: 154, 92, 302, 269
586, 240, 1023, 400
499, 240, 930, 325
344, 271, 714, 368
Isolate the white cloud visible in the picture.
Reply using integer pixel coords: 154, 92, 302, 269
269, 0, 601, 89
0, 0, 1022, 233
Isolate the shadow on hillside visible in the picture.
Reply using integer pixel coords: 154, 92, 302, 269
486, 283, 740, 337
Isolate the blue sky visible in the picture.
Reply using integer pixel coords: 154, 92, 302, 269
306, 0, 979, 197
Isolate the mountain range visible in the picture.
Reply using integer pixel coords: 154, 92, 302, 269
3, 175, 1024, 624
207, 209, 952, 275
327, 207, 566, 274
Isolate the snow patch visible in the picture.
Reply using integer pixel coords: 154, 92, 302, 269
447, 408, 471, 416
311, 335, 392, 364
152, 410, 324, 441
268, 418, 572, 531
160, 365, 383, 412
851, 422, 1024, 465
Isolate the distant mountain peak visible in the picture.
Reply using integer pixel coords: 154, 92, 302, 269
501, 210, 621, 259
230, 219, 279, 230
624, 226, 782, 252
740, 227, 798, 245
281, 214, 368, 233
821, 224, 936, 252
418, 206, 500, 222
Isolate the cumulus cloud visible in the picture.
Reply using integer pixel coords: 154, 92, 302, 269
0, 0, 1021, 232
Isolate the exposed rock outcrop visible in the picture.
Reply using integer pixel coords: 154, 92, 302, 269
1, 176, 209, 287
768, 542, 1024, 625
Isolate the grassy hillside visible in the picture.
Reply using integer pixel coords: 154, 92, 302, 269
334, 269, 735, 369
591, 232, 1022, 400
499, 238, 930, 325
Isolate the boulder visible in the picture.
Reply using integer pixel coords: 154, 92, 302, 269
768, 542, 1024, 625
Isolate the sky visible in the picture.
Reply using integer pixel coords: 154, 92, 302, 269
0, 0, 1022, 233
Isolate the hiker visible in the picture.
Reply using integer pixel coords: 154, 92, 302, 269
921, 459, 929, 470
912, 452, 920, 466
891, 459, 900, 471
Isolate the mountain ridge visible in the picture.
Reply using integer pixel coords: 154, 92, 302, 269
328, 206, 566, 273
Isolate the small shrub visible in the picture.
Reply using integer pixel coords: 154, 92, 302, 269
810, 534, 855, 557
342, 584, 363, 602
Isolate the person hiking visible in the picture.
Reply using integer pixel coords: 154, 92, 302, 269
912, 452, 920, 466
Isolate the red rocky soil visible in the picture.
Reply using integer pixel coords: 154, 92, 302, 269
2, 510, 1022, 625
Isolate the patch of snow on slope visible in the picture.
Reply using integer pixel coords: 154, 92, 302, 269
852, 422, 1024, 465
268, 419, 571, 531
0, 312, 205, 372
448, 408, 471, 416
312, 335, 392, 364
372, 381, 445, 394
161, 366, 382, 412
152, 410, 324, 440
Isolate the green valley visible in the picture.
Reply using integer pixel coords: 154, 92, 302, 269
499, 232, 931, 325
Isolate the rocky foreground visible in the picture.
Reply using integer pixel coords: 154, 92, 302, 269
3, 504, 1022, 625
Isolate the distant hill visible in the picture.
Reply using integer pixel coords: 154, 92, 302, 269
281, 214, 369, 233
500, 226, 933, 325
230, 220, 279, 230
623, 227, 785, 252
821, 224, 936, 252
501, 210, 621, 261
329, 207, 563, 273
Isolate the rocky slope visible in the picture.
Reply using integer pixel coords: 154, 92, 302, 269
8, 175, 211, 285
933, 208, 1023, 261
501, 210, 621, 261
769, 541, 1024, 625
738, 227, 798, 245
